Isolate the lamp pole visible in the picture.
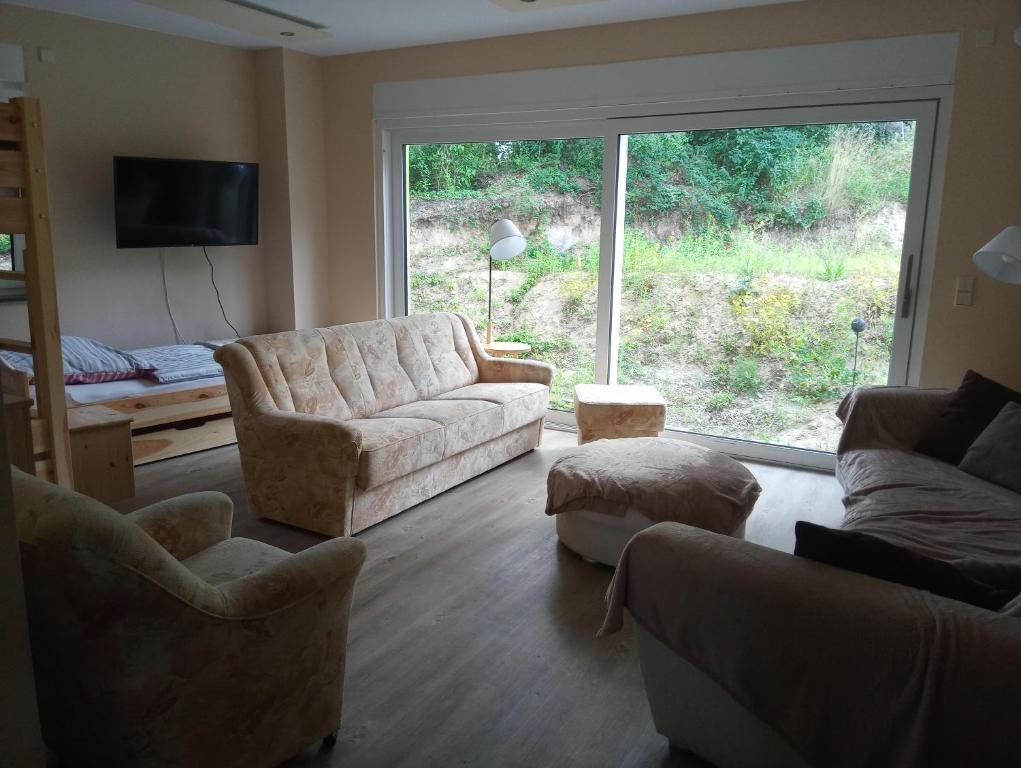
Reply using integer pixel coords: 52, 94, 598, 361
487, 251, 494, 344
487, 219, 526, 346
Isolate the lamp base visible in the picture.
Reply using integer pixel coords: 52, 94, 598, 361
485, 323, 494, 345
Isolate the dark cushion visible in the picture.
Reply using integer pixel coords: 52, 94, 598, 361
915, 370, 1021, 465
959, 402, 1021, 494
794, 521, 1017, 610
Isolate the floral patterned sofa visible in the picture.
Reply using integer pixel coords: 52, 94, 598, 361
215, 313, 553, 537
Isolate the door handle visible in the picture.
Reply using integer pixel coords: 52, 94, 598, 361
900, 253, 914, 318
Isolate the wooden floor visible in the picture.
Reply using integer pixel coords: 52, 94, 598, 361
115, 428, 844, 768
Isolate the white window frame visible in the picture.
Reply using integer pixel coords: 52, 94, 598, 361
378, 71, 953, 471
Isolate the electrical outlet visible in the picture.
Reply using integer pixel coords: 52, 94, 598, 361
37, 47, 55, 64
954, 275, 975, 307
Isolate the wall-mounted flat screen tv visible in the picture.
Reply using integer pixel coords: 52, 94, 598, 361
114, 156, 259, 248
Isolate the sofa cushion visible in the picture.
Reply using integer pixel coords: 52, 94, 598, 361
838, 448, 1021, 589
373, 399, 503, 458
434, 382, 548, 431
238, 329, 355, 420
343, 320, 421, 413
389, 314, 479, 399
794, 521, 1017, 610
348, 417, 445, 490
959, 402, 1021, 494
182, 537, 289, 586
915, 369, 1021, 465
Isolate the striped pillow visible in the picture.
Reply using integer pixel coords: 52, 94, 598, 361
0, 336, 154, 384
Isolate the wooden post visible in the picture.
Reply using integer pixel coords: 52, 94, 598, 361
15, 98, 72, 487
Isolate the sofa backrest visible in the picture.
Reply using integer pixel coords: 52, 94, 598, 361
13, 468, 222, 614
224, 313, 480, 419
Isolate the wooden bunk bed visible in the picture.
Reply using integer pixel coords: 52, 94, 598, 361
0, 97, 72, 486
1, 98, 235, 479
0, 368, 235, 466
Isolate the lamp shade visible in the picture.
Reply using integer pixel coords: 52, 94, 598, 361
973, 225, 1021, 284
489, 219, 526, 261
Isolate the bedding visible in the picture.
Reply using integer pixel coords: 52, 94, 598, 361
130, 344, 223, 384
0, 336, 153, 384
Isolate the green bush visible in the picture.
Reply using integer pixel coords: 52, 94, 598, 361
408, 124, 913, 233
706, 391, 736, 412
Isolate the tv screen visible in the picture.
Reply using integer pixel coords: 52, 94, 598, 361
114, 156, 258, 248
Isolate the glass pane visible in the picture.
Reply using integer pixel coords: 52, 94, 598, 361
406, 138, 603, 411
618, 122, 915, 451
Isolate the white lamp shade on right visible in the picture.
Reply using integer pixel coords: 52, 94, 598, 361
489, 219, 526, 261
974, 225, 1021, 284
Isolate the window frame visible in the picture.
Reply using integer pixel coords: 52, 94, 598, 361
380, 88, 951, 470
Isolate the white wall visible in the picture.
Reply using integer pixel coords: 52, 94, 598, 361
0, 4, 269, 348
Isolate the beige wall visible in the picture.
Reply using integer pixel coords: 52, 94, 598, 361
253, 47, 331, 332
322, 0, 1021, 389
0, 5, 268, 348
254, 47, 295, 334
281, 49, 331, 329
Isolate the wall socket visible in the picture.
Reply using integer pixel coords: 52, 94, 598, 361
954, 275, 975, 306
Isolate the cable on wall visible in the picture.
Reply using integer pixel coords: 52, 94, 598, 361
159, 247, 182, 344
202, 246, 240, 338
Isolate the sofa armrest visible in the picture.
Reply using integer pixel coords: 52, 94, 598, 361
241, 410, 363, 477
453, 312, 555, 386
128, 492, 233, 560
478, 356, 555, 386
218, 537, 367, 619
602, 523, 1021, 768
835, 385, 952, 453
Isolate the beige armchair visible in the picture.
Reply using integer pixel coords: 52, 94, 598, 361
12, 468, 366, 768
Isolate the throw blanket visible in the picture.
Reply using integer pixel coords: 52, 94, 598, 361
600, 522, 1021, 768
545, 437, 759, 532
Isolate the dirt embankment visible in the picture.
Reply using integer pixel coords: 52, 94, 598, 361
408, 191, 902, 452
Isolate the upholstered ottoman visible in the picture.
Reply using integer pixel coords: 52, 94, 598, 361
574, 384, 667, 444
545, 437, 760, 566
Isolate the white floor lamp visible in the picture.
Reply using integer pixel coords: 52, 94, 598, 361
487, 218, 526, 344
974, 226, 1021, 284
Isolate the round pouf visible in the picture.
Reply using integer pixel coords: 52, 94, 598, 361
545, 437, 761, 566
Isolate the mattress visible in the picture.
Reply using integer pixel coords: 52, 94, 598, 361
34, 375, 227, 406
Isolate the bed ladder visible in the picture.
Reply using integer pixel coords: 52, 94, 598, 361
0, 98, 73, 487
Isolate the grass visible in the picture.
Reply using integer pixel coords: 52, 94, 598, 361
405, 126, 910, 451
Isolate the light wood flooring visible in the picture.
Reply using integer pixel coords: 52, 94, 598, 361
114, 428, 844, 768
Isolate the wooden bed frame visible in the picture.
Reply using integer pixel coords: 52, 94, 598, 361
1, 366, 236, 467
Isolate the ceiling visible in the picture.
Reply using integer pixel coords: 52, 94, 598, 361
5, 0, 803, 56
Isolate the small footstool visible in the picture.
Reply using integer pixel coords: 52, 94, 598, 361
574, 384, 667, 444
545, 437, 761, 566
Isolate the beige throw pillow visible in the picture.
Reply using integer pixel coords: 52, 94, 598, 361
959, 402, 1021, 494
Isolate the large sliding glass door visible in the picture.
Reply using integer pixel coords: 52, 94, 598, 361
402, 138, 603, 410
389, 102, 938, 465
615, 120, 917, 452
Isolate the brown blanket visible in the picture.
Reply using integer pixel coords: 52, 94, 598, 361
545, 437, 760, 533
601, 523, 1021, 768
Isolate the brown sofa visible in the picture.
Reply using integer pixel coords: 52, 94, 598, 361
215, 312, 553, 537
602, 385, 1021, 768
13, 467, 366, 768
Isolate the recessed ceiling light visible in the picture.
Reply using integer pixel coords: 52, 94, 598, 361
280, 31, 295, 36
